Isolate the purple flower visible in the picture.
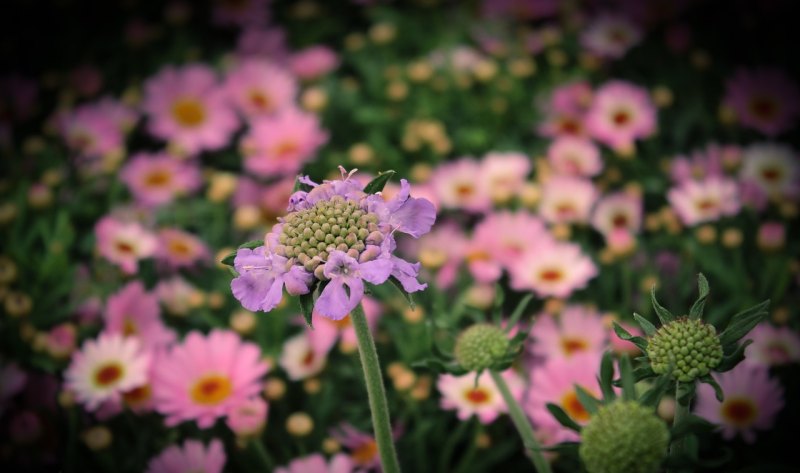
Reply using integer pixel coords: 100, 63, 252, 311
231, 247, 312, 312
316, 251, 393, 320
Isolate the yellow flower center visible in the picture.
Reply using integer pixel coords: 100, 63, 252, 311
190, 374, 233, 405
351, 439, 378, 465
561, 337, 589, 356
463, 387, 491, 405
172, 99, 206, 128
94, 362, 125, 388
561, 389, 591, 423
539, 268, 564, 283
144, 169, 172, 188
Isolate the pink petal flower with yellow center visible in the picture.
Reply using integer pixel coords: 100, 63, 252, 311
279, 333, 327, 381
480, 152, 532, 204
146, 438, 226, 473
224, 59, 297, 118
744, 323, 800, 367
591, 191, 642, 238
529, 305, 607, 360
539, 176, 598, 225
95, 216, 157, 275
275, 453, 353, 473
509, 240, 597, 298
103, 280, 175, 350
431, 158, 492, 213
437, 369, 524, 424
157, 228, 211, 269
667, 176, 741, 226
739, 143, 799, 201
586, 80, 656, 152
547, 136, 603, 177
120, 152, 201, 207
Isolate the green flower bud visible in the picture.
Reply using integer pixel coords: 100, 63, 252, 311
646, 317, 723, 382
454, 324, 510, 372
579, 401, 669, 473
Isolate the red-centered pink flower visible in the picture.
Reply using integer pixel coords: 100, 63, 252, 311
744, 323, 800, 367
480, 152, 532, 204
591, 191, 643, 238
279, 333, 327, 381
120, 152, 201, 207
586, 80, 656, 152
739, 143, 799, 202
224, 59, 297, 118
151, 330, 268, 428
240, 107, 328, 177
581, 14, 642, 59
431, 158, 491, 213
509, 240, 597, 298
529, 305, 607, 361
667, 176, 741, 226
146, 438, 226, 473
95, 216, 157, 275
157, 228, 211, 269
226, 397, 268, 437
103, 280, 175, 350
142, 64, 239, 155
437, 369, 524, 424
724, 67, 800, 136
539, 176, 598, 225
547, 136, 603, 177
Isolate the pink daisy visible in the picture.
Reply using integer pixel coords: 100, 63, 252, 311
670, 143, 740, 184
431, 158, 492, 213
224, 59, 297, 118
437, 369, 525, 424
120, 152, 202, 207
537, 81, 593, 139
142, 64, 239, 155
724, 67, 800, 136
739, 143, 799, 202
479, 152, 532, 204
695, 363, 784, 444
95, 216, 157, 274
586, 80, 657, 152
524, 352, 603, 443
538, 176, 598, 225
157, 228, 211, 269
241, 107, 329, 177
591, 191, 642, 238
151, 330, 268, 428
529, 305, 607, 360
155, 276, 200, 316
744, 323, 800, 367
581, 14, 642, 59
509, 240, 597, 298
103, 280, 175, 350
145, 438, 226, 473
288, 45, 340, 81
276, 453, 354, 473
667, 176, 741, 226
58, 98, 136, 161
547, 136, 603, 177
403, 221, 467, 289
65, 333, 151, 411
279, 333, 327, 381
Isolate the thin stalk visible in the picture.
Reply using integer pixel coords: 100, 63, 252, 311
490, 370, 552, 473
351, 303, 402, 473
670, 382, 690, 472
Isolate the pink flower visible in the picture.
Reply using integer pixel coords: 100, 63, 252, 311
236, 27, 290, 62
58, 98, 136, 160
524, 352, 603, 443
744, 323, 800, 367
586, 80, 656, 151
120, 152, 202, 207
431, 158, 492, 213
695, 363, 784, 443
307, 298, 382, 355
479, 152, 532, 203
0, 362, 28, 408
591, 191, 642, 238
275, 453, 354, 473
95, 216, 157, 274
529, 305, 607, 360
667, 176, 741, 226
437, 369, 524, 424
739, 143, 799, 202
581, 14, 642, 59
279, 333, 327, 381
537, 81, 592, 139
509, 240, 597, 298
151, 330, 268, 428
146, 439, 226, 473
226, 397, 268, 437
157, 228, 211, 269
669, 143, 740, 184
404, 222, 467, 289
757, 222, 786, 250
538, 176, 598, 225
724, 67, 800, 136
224, 59, 297, 118
241, 107, 329, 177
547, 137, 603, 177
142, 64, 239, 155
103, 280, 175, 350
289, 46, 340, 80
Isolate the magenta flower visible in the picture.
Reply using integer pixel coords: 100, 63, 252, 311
94, 216, 157, 275
586, 80, 657, 152
288, 45, 340, 80
724, 67, 800, 136
120, 152, 201, 207
224, 59, 297, 118
146, 439, 226, 473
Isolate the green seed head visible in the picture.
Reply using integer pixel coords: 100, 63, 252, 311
454, 324, 510, 372
646, 317, 723, 382
579, 400, 669, 473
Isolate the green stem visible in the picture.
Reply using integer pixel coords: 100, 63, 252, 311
351, 303, 402, 473
670, 382, 690, 472
252, 437, 274, 471
490, 370, 552, 473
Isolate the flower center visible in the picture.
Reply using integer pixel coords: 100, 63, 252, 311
749, 96, 778, 120
144, 169, 172, 188
122, 317, 139, 336
760, 167, 782, 183
94, 362, 125, 388
172, 99, 206, 128
190, 374, 233, 406
539, 268, 564, 283
168, 239, 193, 258
555, 202, 576, 217
765, 342, 791, 363
559, 117, 581, 135
721, 397, 758, 427
464, 387, 491, 405
466, 249, 491, 263
561, 390, 591, 422
271, 140, 299, 160
330, 315, 352, 330
695, 198, 718, 212
115, 241, 135, 255
607, 27, 629, 45
302, 350, 315, 367
612, 213, 629, 227
455, 183, 474, 198
561, 337, 588, 356
249, 90, 272, 111
351, 439, 378, 465
612, 109, 631, 126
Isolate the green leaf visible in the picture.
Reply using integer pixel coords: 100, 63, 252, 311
676, 381, 696, 406
689, 273, 710, 320
221, 252, 236, 267
387, 276, 415, 309
699, 374, 724, 402
299, 292, 314, 328
619, 355, 636, 401
613, 322, 648, 352
718, 300, 770, 347
717, 339, 753, 372
670, 413, 715, 440
546, 403, 582, 432
506, 294, 533, 332
599, 351, 616, 401
638, 374, 671, 407
363, 170, 396, 194
650, 285, 675, 325
631, 364, 657, 382
574, 385, 600, 414
633, 313, 657, 337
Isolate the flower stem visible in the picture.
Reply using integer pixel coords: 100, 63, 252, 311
490, 370, 552, 473
670, 382, 690, 472
351, 303, 402, 473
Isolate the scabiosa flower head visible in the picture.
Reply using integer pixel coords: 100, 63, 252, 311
120, 152, 202, 207
479, 151, 531, 204
151, 330, 268, 428
744, 323, 800, 366
579, 401, 669, 473
695, 363, 785, 443
224, 59, 297, 118
145, 438, 226, 473
454, 324, 510, 372
142, 64, 239, 155
241, 107, 328, 177
667, 176, 741, 226
431, 158, 492, 213
581, 14, 642, 59
739, 143, 799, 201
65, 333, 151, 411
587, 80, 657, 152
724, 67, 800, 136
529, 305, 607, 360
103, 280, 175, 350
289, 45, 340, 81
509, 240, 597, 298
231, 169, 435, 320
539, 176, 598, 225
524, 352, 603, 443
547, 136, 603, 177
591, 192, 643, 238
647, 317, 723, 382
157, 228, 211, 269
95, 216, 157, 274
437, 370, 524, 424
279, 332, 327, 381
275, 453, 354, 473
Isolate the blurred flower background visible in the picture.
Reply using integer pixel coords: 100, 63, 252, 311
0, 0, 799, 471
